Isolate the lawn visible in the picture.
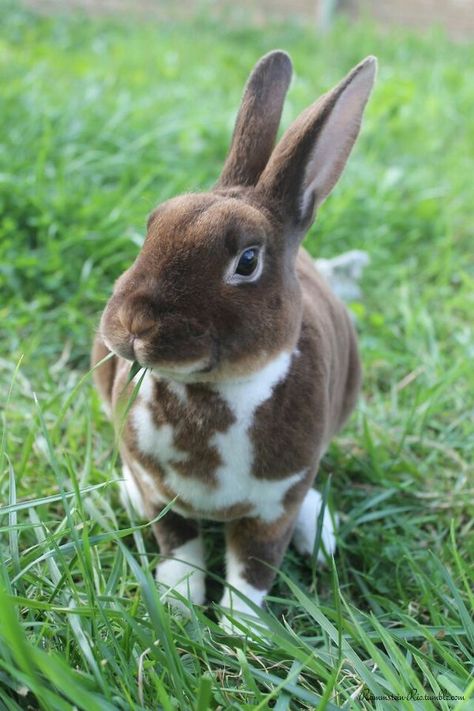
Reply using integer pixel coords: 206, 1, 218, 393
0, 1, 473, 709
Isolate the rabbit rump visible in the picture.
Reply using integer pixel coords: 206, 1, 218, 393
92, 50, 376, 625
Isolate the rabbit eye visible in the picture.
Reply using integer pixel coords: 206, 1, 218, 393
225, 244, 264, 285
235, 247, 259, 277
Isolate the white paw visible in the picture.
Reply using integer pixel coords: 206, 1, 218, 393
219, 552, 267, 635
156, 539, 206, 612
292, 488, 337, 563
219, 594, 268, 636
219, 610, 268, 636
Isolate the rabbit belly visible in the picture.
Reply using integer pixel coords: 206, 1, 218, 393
128, 351, 307, 522
160, 458, 306, 522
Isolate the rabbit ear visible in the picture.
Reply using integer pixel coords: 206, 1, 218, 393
257, 56, 377, 230
217, 50, 293, 188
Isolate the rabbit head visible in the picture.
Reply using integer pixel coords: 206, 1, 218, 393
99, 51, 376, 382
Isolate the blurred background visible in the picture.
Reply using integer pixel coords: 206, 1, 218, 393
24, 0, 474, 39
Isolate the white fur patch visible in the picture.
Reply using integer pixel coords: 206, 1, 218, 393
136, 367, 154, 399
151, 359, 209, 382
166, 379, 188, 405
220, 548, 267, 634
292, 488, 337, 562
132, 371, 187, 467
118, 463, 146, 517
156, 537, 206, 609
133, 459, 168, 507
128, 352, 303, 522
131, 379, 191, 514
161, 351, 303, 522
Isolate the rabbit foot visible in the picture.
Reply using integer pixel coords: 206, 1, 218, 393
219, 565, 268, 636
219, 610, 268, 637
292, 488, 337, 563
156, 538, 206, 612
219, 592, 268, 636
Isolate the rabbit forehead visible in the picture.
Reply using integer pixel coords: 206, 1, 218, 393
145, 192, 270, 254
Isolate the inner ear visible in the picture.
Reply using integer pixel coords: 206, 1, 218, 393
301, 59, 377, 216
257, 56, 377, 230
217, 50, 293, 189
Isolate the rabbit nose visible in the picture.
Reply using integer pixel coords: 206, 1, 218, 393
118, 300, 156, 338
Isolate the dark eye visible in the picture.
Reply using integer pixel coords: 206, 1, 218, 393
235, 247, 259, 277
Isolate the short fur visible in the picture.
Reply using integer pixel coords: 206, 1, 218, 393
92, 51, 376, 617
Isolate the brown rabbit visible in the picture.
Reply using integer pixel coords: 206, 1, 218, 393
92, 50, 376, 628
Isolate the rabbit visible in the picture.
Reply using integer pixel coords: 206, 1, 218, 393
92, 50, 376, 628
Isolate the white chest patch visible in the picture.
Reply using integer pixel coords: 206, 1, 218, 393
130, 353, 304, 522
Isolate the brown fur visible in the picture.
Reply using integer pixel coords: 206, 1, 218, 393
92, 50, 376, 606
152, 510, 199, 557
226, 514, 297, 591
218, 51, 292, 188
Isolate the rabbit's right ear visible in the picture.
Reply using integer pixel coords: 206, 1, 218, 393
217, 50, 292, 188
257, 56, 377, 233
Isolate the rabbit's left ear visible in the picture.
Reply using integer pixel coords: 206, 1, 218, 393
217, 50, 293, 188
257, 56, 377, 231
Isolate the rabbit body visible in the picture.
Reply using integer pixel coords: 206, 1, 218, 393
92, 50, 376, 621
94, 249, 358, 521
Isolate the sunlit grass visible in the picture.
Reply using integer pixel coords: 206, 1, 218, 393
0, 1, 473, 708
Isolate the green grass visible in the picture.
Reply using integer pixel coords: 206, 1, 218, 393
1, 1, 473, 708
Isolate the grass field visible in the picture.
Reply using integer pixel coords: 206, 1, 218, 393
1, 1, 473, 708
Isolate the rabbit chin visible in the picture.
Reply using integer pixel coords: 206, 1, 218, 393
149, 359, 214, 383
102, 334, 214, 381
148, 348, 293, 386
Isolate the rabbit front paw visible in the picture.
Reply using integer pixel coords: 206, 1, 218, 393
156, 538, 206, 612
292, 488, 337, 563
219, 590, 268, 636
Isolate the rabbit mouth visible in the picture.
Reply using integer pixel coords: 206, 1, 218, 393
157, 344, 219, 380
146, 337, 220, 382
103, 324, 220, 381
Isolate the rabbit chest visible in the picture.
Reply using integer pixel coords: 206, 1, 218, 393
118, 351, 313, 523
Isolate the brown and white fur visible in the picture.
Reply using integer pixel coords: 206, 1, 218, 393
92, 51, 376, 626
